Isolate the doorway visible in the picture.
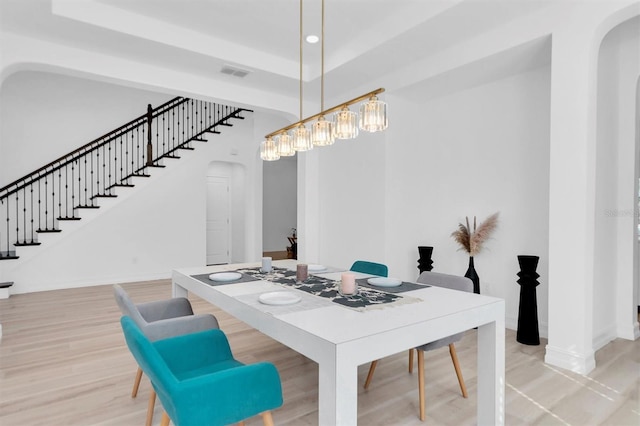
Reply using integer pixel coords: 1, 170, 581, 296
206, 176, 230, 265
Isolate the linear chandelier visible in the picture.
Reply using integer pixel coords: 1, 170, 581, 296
261, 0, 388, 161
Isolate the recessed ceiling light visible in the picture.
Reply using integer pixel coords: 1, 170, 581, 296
305, 34, 319, 44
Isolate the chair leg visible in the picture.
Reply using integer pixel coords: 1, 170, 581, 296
448, 344, 468, 398
364, 360, 378, 390
417, 350, 426, 421
160, 411, 170, 426
131, 367, 143, 397
145, 389, 156, 426
261, 411, 274, 426
237, 422, 245, 426
408, 348, 415, 373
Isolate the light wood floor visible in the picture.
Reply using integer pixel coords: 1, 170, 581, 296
0, 280, 638, 426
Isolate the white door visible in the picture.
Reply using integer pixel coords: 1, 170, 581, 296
206, 176, 230, 265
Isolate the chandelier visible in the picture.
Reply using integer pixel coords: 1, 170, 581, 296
261, 0, 388, 161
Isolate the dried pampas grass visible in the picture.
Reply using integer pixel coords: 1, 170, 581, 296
451, 212, 499, 256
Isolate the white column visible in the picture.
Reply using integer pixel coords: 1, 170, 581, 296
545, 22, 598, 374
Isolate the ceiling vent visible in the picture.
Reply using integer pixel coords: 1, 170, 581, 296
220, 65, 250, 78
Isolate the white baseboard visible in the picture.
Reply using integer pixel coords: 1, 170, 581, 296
544, 344, 596, 374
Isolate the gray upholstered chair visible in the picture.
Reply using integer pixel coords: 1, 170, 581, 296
113, 284, 220, 426
363, 271, 472, 421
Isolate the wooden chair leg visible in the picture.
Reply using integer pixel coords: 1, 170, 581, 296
237, 422, 245, 426
418, 350, 426, 421
408, 348, 415, 373
131, 367, 143, 397
145, 389, 156, 426
261, 411, 274, 426
448, 344, 468, 398
364, 360, 378, 390
160, 411, 170, 426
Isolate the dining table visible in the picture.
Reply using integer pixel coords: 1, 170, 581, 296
172, 259, 505, 425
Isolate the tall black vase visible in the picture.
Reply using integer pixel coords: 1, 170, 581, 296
465, 256, 480, 294
417, 246, 434, 273
516, 255, 540, 345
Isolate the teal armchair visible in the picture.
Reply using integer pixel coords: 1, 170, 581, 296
120, 316, 283, 426
350, 260, 389, 277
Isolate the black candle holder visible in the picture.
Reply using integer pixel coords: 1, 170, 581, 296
417, 246, 434, 273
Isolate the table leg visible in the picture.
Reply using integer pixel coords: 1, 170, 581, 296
318, 350, 358, 425
172, 281, 188, 298
477, 316, 505, 425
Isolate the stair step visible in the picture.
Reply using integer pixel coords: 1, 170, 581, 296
124, 173, 151, 179
179, 147, 195, 151
192, 138, 207, 142
163, 155, 181, 159
219, 122, 233, 127
148, 164, 166, 168
106, 183, 135, 190
91, 193, 118, 200
0, 251, 19, 260
36, 228, 62, 233
75, 205, 100, 209
14, 241, 41, 247
57, 216, 81, 221
205, 129, 221, 134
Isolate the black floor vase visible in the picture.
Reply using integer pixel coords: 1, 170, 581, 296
465, 256, 480, 294
516, 255, 540, 345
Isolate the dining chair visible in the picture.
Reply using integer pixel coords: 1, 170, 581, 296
363, 271, 472, 421
350, 260, 389, 277
114, 284, 220, 426
120, 316, 283, 426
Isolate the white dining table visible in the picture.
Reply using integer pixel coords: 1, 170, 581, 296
172, 260, 505, 425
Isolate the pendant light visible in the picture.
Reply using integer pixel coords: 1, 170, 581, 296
311, 0, 334, 147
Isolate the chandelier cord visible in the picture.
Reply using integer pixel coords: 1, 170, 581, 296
321, 0, 325, 112
299, 0, 303, 121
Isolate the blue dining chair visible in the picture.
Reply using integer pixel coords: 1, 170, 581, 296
364, 271, 472, 421
114, 284, 220, 426
120, 316, 283, 426
350, 260, 389, 277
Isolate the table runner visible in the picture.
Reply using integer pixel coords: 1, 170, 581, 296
235, 267, 420, 311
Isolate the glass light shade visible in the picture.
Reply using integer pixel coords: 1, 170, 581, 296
311, 116, 335, 146
359, 95, 388, 132
291, 124, 313, 152
333, 106, 358, 139
260, 137, 280, 161
277, 133, 295, 156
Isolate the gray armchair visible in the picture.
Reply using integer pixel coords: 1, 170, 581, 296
363, 271, 472, 421
113, 284, 220, 426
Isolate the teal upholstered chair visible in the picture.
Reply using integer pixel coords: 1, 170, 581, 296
120, 316, 283, 426
350, 260, 389, 277
114, 284, 220, 426
364, 271, 472, 421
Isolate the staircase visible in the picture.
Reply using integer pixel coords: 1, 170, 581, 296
0, 97, 251, 260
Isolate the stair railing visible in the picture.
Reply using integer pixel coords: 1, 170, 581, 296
0, 96, 251, 258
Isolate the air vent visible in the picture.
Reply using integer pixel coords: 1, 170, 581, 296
220, 65, 250, 78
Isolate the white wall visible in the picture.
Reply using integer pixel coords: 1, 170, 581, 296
594, 16, 640, 346
316, 66, 551, 334
0, 71, 172, 184
263, 156, 297, 252
0, 72, 264, 293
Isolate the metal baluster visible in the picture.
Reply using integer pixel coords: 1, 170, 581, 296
29, 183, 34, 243
119, 134, 123, 184
37, 179, 42, 231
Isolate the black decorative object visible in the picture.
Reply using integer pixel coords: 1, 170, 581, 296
465, 256, 480, 294
417, 246, 434, 273
516, 255, 540, 345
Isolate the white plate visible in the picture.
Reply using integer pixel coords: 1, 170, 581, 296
308, 264, 327, 272
258, 291, 302, 306
367, 277, 403, 288
209, 272, 242, 282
